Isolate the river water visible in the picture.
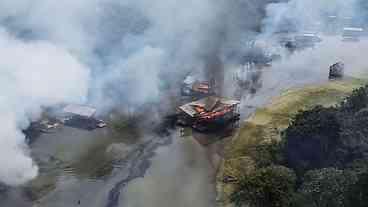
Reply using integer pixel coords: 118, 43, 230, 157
0, 123, 221, 207
0, 62, 331, 207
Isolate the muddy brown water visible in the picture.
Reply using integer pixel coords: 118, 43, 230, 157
0, 124, 222, 207
120, 134, 217, 207
0, 67, 329, 207
0, 125, 139, 207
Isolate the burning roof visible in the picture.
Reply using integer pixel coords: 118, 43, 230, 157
192, 81, 211, 94
63, 104, 97, 118
181, 74, 215, 97
178, 96, 240, 132
179, 96, 240, 118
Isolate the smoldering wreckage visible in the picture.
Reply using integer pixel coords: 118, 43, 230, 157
24, 75, 241, 142
21, 9, 359, 141
22, 22, 352, 141
23, 104, 107, 143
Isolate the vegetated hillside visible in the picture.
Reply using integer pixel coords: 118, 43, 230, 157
217, 78, 368, 207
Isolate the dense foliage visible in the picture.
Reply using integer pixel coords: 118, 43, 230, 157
345, 171, 368, 207
232, 85, 368, 207
284, 106, 340, 175
250, 140, 284, 168
298, 168, 357, 207
340, 85, 368, 113
231, 165, 296, 207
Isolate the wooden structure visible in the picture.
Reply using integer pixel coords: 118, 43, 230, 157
178, 96, 240, 132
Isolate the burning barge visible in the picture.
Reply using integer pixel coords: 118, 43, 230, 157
177, 96, 240, 132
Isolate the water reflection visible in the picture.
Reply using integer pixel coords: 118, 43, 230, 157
121, 134, 216, 207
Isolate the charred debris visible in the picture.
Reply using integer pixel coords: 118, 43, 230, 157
61, 104, 107, 130
177, 96, 240, 132
181, 73, 216, 98
329, 62, 345, 80
234, 62, 263, 96
177, 71, 241, 132
280, 32, 323, 52
23, 104, 107, 143
241, 47, 281, 68
24, 68, 241, 141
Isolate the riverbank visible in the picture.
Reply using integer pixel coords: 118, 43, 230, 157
216, 78, 367, 206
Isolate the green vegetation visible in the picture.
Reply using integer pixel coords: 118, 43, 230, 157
219, 79, 368, 207
283, 85, 368, 174
249, 140, 284, 168
345, 171, 368, 207
299, 168, 357, 207
233, 84, 368, 207
231, 165, 296, 207
341, 84, 368, 112
284, 106, 341, 175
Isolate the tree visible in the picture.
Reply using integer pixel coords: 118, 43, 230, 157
340, 85, 368, 113
283, 106, 341, 174
231, 165, 296, 207
345, 171, 368, 207
299, 168, 357, 207
250, 140, 284, 167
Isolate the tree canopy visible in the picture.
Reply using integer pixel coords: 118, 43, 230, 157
231, 165, 296, 207
232, 84, 368, 207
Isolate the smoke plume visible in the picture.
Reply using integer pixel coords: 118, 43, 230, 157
1, 0, 367, 188
258, 0, 368, 84
0, 0, 267, 186
0, 28, 89, 185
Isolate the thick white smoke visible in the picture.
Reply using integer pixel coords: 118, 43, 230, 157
0, 0, 228, 186
91, 0, 226, 110
262, 0, 358, 36
258, 0, 368, 82
0, 28, 90, 185
1, 0, 366, 188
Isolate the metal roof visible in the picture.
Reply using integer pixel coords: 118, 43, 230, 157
343, 27, 364, 32
203, 97, 219, 111
179, 104, 198, 117
221, 99, 241, 106
301, 33, 317, 37
63, 104, 96, 118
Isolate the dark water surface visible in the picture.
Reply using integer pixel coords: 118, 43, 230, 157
0, 67, 329, 207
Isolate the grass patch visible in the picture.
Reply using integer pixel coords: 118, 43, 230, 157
218, 78, 366, 205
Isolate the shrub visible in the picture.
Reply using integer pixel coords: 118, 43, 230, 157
283, 106, 341, 174
299, 168, 357, 207
231, 165, 296, 207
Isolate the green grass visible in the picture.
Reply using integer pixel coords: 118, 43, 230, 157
218, 78, 366, 205
229, 79, 365, 160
